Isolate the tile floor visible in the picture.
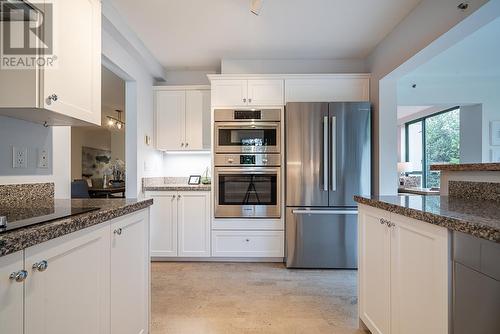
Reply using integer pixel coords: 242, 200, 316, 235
151, 262, 365, 334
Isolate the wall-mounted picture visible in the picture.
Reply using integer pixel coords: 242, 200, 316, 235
491, 121, 500, 146
82, 146, 111, 179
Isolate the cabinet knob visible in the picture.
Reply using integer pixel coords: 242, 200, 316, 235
47, 94, 58, 104
181, 143, 184, 147
243, 98, 247, 103
177, 194, 182, 199
245, 239, 250, 242
9, 270, 28, 282
185, 142, 189, 147
113, 228, 123, 235
172, 194, 176, 200
379, 218, 386, 225
248, 98, 252, 103
32, 260, 48, 272
387, 222, 396, 228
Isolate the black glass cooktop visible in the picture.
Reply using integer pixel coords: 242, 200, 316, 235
0, 200, 100, 233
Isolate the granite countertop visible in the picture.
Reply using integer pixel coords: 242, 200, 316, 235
143, 177, 211, 192
398, 187, 440, 196
0, 198, 153, 257
430, 162, 500, 171
354, 195, 500, 243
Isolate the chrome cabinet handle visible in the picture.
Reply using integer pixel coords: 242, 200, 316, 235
248, 98, 252, 103
245, 239, 250, 242
113, 228, 122, 235
9, 270, 28, 282
387, 221, 396, 228
185, 142, 189, 147
177, 194, 182, 199
380, 218, 395, 228
32, 260, 48, 272
172, 194, 176, 200
181, 143, 184, 147
243, 98, 247, 103
380, 218, 387, 225
46, 94, 58, 105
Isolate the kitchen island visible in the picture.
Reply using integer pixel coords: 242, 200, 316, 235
0, 183, 153, 334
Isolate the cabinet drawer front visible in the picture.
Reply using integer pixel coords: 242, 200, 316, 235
212, 231, 284, 257
0, 251, 24, 334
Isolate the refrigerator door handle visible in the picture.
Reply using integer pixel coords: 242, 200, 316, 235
323, 116, 329, 191
292, 209, 358, 215
331, 116, 337, 191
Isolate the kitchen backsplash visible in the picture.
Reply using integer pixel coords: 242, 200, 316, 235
0, 182, 54, 206
162, 152, 211, 177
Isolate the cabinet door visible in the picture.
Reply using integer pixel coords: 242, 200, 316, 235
390, 213, 449, 334
358, 205, 391, 334
148, 192, 178, 257
211, 80, 247, 107
43, 0, 101, 125
110, 210, 149, 334
285, 77, 369, 103
0, 252, 24, 334
247, 79, 284, 106
155, 90, 185, 150
185, 90, 210, 150
24, 224, 110, 334
178, 192, 211, 257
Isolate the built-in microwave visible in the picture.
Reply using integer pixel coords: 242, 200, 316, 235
214, 109, 281, 154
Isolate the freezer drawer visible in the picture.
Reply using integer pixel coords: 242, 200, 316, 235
285, 207, 358, 269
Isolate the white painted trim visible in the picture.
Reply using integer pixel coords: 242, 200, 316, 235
101, 0, 166, 81
151, 257, 284, 263
207, 73, 371, 81
153, 85, 210, 91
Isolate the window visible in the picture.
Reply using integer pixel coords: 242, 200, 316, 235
404, 107, 460, 188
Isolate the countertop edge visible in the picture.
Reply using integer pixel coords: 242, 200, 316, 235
354, 196, 500, 243
429, 163, 500, 171
0, 199, 153, 258
143, 186, 211, 192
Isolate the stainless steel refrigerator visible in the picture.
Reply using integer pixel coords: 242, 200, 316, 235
285, 102, 371, 268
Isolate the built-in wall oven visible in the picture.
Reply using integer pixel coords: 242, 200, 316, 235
214, 109, 281, 153
214, 109, 282, 219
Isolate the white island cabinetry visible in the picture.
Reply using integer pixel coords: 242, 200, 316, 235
358, 204, 450, 334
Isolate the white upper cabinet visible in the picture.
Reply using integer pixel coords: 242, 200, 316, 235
0, 252, 24, 334
285, 75, 370, 102
247, 79, 284, 106
154, 86, 211, 151
0, 0, 101, 126
211, 80, 248, 107
210, 78, 284, 107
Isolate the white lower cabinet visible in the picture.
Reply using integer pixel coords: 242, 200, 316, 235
358, 204, 450, 334
147, 191, 211, 258
110, 211, 149, 334
24, 223, 110, 334
0, 252, 24, 334
211, 231, 284, 258
0, 209, 150, 334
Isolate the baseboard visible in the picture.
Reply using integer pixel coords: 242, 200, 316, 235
151, 257, 285, 263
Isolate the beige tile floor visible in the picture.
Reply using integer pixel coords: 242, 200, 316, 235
151, 262, 365, 334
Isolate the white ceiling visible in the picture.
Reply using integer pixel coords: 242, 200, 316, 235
397, 105, 432, 119
110, 0, 421, 70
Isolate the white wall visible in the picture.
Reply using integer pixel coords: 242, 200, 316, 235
460, 104, 483, 163
162, 153, 211, 177
367, 0, 492, 195
161, 69, 217, 85
222, 58, 368, 74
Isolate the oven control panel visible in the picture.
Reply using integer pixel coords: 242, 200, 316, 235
215, 154, 281, 167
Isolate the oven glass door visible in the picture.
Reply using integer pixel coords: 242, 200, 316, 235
216, 123, 280, 153
215, 167, 281, 218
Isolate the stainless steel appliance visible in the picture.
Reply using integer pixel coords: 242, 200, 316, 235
453, 232, 500, 334
285, 102, 371, 268
214, 109, 281, 153
214, 154, 281, 218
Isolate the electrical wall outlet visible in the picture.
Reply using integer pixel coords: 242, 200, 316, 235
12, 146, 28, 169
38, 149, 49, 168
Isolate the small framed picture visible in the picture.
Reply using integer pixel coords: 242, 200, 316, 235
491, 121, 500, 146
188, 175, 201, 185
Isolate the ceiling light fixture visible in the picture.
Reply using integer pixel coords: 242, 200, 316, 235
250, 0, 264, 16
106, 109, 125, 130
457, 2, 469, 11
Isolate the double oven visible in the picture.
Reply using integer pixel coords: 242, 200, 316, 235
214, 109, 281, 218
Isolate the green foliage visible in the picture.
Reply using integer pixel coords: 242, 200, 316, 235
425, 109, 460, 188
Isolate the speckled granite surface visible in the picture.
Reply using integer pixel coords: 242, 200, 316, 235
143, 177, 211, 191
0, 183, 54, 205
0, 198, 153, 257
354, 195, 500, 243
449, 181, 500, 202
430, 162, 500, 171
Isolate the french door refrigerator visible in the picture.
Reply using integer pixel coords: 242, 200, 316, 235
285, 102, 371, 268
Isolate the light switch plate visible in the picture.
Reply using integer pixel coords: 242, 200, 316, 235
12, 146, 28, 169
